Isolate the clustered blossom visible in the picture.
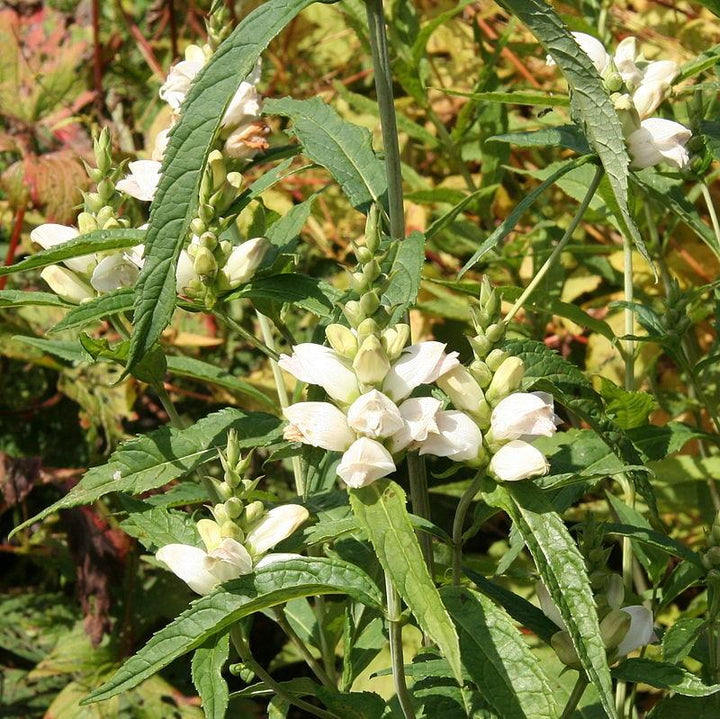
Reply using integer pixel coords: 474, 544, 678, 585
548, 32, 691, 171
156, 431, 309, 595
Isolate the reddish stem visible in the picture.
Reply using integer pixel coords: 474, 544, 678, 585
168, 0, 179, 60
91, 0, 104, 114
0, 206, 26, 290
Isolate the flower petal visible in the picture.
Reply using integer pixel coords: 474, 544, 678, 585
389, 397, 442, 453
337, 437, 395, 488
156, 544, 218, 595
283, 402, 355, 451
489, 440, 549, 482
617, 605, 655, 656
346, 390, 404, 439
418, 410, 483, 463
245, 504, 310, 556
279, 344, 359, 403
382, 341, 459, 402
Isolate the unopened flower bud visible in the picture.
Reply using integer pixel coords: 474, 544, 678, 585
349, 271, 369, 293
704, 546, 720, 570
40, 266, 94, 304
96, 206, 115, 226
208, 150, 226, 190
97, 178, 114, 201
85, 191, 103, 213
244, 501, 265, 525
224, 497, 244, 519
382, 324, 410, 361
197, 518, 222, 551
222, 238, 269, 289
604, 71, 623, 93
213, 504, 229, 525
190, 218, 206, 236
485, 349, 508, 372
356, 318, 379, 343
325, 324, 358, 359
486, 357, 525, 404
343, 300, 364, 327
200, 231, 217, 250
359, 291, 380, 317
355, 246, 373, 264
353, 335, 390, 385
607, 574, 625, 609
469, 360, 493, 388
551, 631, 582, 669
220, 520, 244, 541
194, 246, 218, 277
363, 259, 381, 283
711, 516, 720, 546
364, 204, 381, 254
215, 480, 233, 501
600, 609, 632, 651
199, 203, 214, 225
437, 366, 485, 414
485, 322, 505, 344
469, 334, 492, 358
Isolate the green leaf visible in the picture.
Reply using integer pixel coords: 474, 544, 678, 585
613, 658, 720, 697
425, 186, 498, 241
127, 0, 316, 375
488, 126, 591, 154
227, 273, 342, 318
458, 155, 595, 277
647, 693, 720, 718
118, 498, 201, 551
484, 482, 617, 719
444, 88, 569, 107
165, 355, 277, 410
49, 288, 135, 334
598, 378, 656, 430
497, 0, 647, 268
264, 96, 387, 213
0, 228, 143, 277
382, 231, 425, 308
663, 618, 706, 665
0, 290, 70, 308
191, 633, 230, 719
349, 480, 462, 683
315, 688, 386, 719
10, 409, 282, 537
82, 557, 384, 703
603, 522, 704, 569
265, 195, 317, 250
442, 586, 557, 719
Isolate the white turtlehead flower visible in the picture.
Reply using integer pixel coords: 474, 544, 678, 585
437, 365, 485, 414
616, 606, 656, 656
222, 82, 262, 128
245, 504, 310, 556
90, 252, 142, 293
346, 390, 404, 439
40, 266, 94, 303
31, 223, 96, 274
152, 127, 171, 161
613, 36, 644, 88
491, 392, 558, 441
547, 32, 610, 76
418, 410, 483, 463
117, 160, 162, 202
279, 344, 359, 404
156, 538, 253, 595
337, 437, 395, 488
389, 397, 442, 453
632, 61, 679, 119
536, 582, 567, 631
159, 45, 207, 111
221, 238, 269, 288
489, 440, 549, 482
283, 402, 355, 452
382, 341, 459, 402
176, 247, 197, 294
223, 120, 269, 160
626, 118, 691, 170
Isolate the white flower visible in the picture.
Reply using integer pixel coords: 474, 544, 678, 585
40, 266, 94, 303
346, 390, 404, 439
616, 605, 656, 656
632, 60, 679, 119
255, 552, 303, 569
90, 252, 141, 293
283, 402, 355, 452
222, 82, 262, 128
117, 160, 162, 202
176, 248, 197, 294
418, 410, 483, 463
489, 440, 549, 482
536, 581, 567, 631
437, 365, 485, 414
221, 237, 269, 288
626, 118, 691, 170
245, 505, 310, 556
159, 45, 206, 111
547, 32, 610, 76
337, 437, 395, 488
30, 223, 96, 275
491, 392, 558, 441
156, 538, 252, 595
613, 36, 644, 88
152, 127, 171, 161
382, 341, 459, 402
223, 120, 269, 160
279, 344, 359, 404
389, 397, 442, 453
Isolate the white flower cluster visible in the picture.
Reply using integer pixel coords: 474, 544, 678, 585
548, 33, 691, 170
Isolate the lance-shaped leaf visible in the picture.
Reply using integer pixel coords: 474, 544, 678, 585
442, 586, 557, 719
0, 290, 70, 308
82, 558, 384, 703
484, 482, 617, 719
613, 658, 720, 697
497, 0, 648, 268
49, 288, 135, 334
350, 480, 462, 683
191, 633, 230, 719
127, 0, 317, 375
264, 96, 388, 213
10, 409, 281, 537
0, 229, 143, 277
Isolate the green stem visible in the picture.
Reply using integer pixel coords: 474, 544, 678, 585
229, 626, 338, 719
560, 675, 589, 719
255, 310, 305, 496
504, 165, 603, 324
156, 384, 187, 429
384, 572, 416, 719
271, 608, 334, 689
452, 475, 483, 585
701, 182, 720, 256
425, 105, 476, 191
365, 0, 433, 578
216, 311, 279, 361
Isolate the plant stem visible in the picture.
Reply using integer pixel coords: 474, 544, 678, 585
156, 384, 187, 429
385, 572, 416, 719
271, 608, 334, 689
256, 310, 304, 496
366, 0, 434, 578
560, 675, 588, 719
216, 311, 279, 361
452, 475, 483, 585
623, 234, 635, 393
0, 205, 25, 289
701, 183, 720, 257
229, 626, 338, 719
504, 165, 603, 324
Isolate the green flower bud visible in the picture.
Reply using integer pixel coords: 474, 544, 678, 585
469, 360, 493, 388
484, 349, 507, 372
199, 231, 218, 250
77, 212, 98, 234
604, 71, 623, 93
551, 631, 582, 669
194, 246, 218, 277
343, 300, 365, 327
485, 322, 505, 344
213, 503, 229, 525
353, 335, 390, 385
325, 324, 358, 359
364, 204, 381, 254
190, 218, 206, 237
85, 191, 104, 213
606, 574, 625, 610
224, 497, 244, 519
220, 520, 244, 540
350, 272, 369, 294
600, 609, 632, 651
244, 501, 265, 525
97, 179, 114, 202
486, 357, 525, 405
95, 206, 115, 226
359, 291, 380, 317
208, 150, 226, 190
703, 546, 720, 570
363, 260, 381, 283
226, 429, 240, 468
469, 334, 492, 359
102, 217, 121, 230
197, 518, 222, 551
382, 324, 410, 361
355, 246, 373, 264
199, 203, 214, 226
356, 317, 379, 344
